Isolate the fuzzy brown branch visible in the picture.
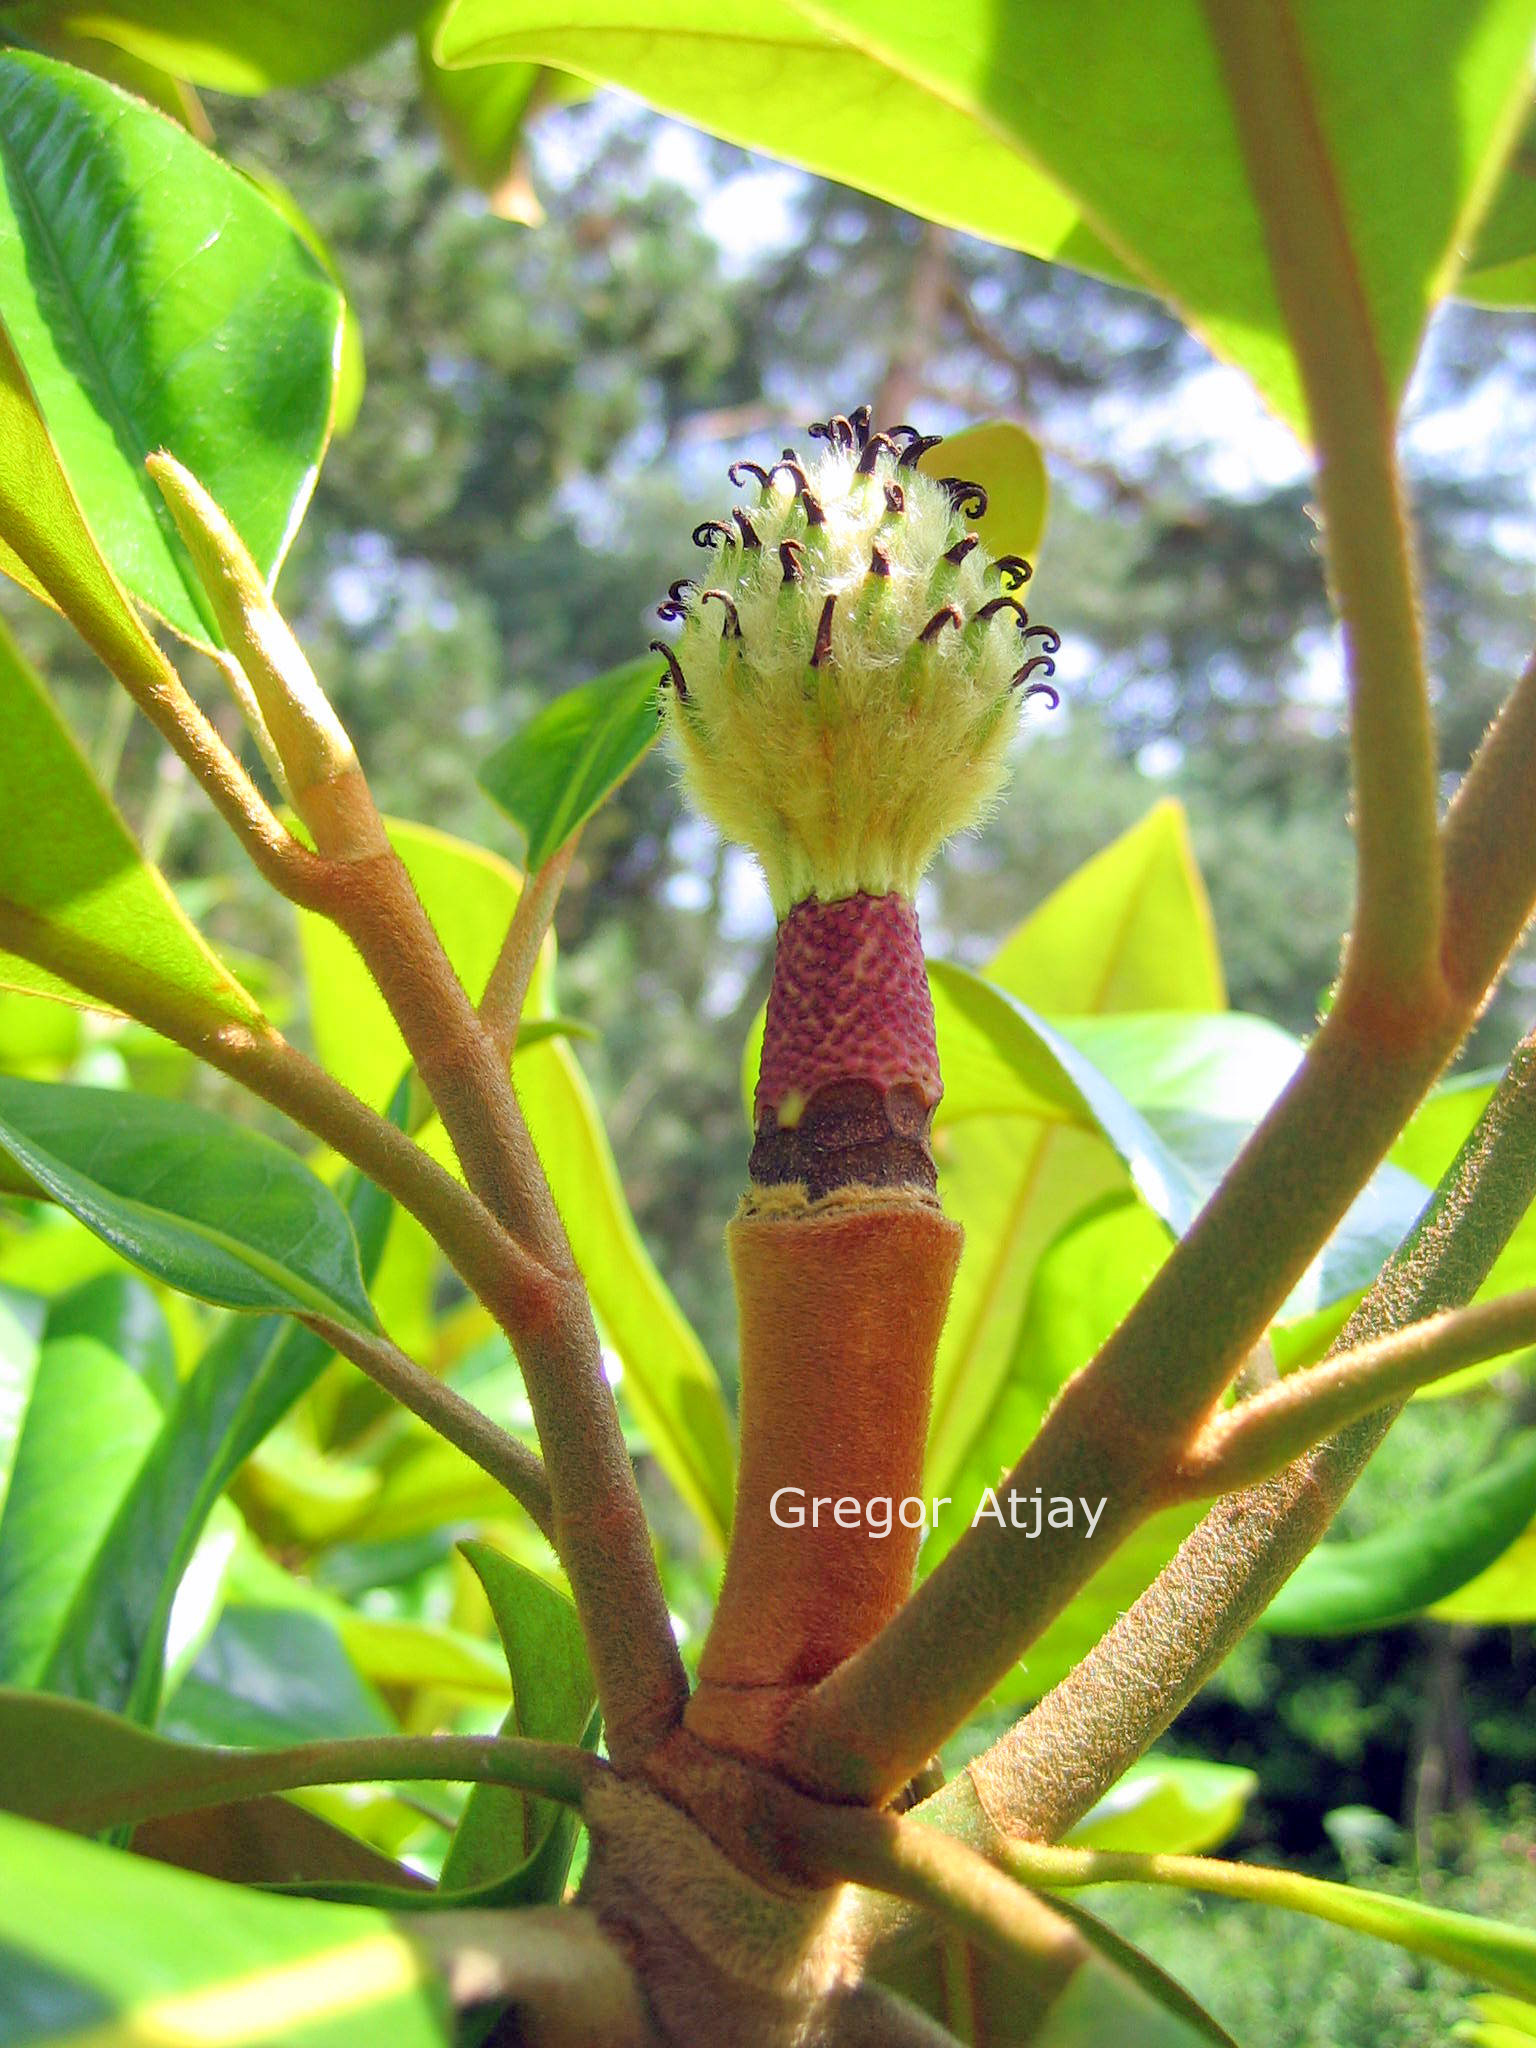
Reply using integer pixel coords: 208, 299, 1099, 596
1173, 1287, 1536, 1496
480, 833, 579, 1061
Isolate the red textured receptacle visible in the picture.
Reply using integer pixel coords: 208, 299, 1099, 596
754, 892, 941, 1127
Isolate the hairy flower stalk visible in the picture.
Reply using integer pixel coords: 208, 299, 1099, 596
653, 411, 1057, 1771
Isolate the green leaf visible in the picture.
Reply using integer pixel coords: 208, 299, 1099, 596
1430, 1520, 1536, 1623
1262, 1427, 1536, 1633
238, 162, 367, 438
925, 802, 1221, 1499
1456, 1993, 1536, 2045
987, 800, 1225, 1013
419, 5, 543, 222
1067, 1757, 1258, 1856
441, 1540, 596, 1903
161, 1605, 393, 1749
0, 1687, 581, 1835
515, 1033, 737, 1546
1458, 110, 1536, 306
41, 1141, 397, 1722
9, 0, 435, 92
44, 1268, 176, 1406
0, 1077, 378, 1329
0, 1335, 160, 1686
917, 418, 1049, 564
0, 612, 264, 1026
0, 47, 341, 644
1059, 1010, 1433, 1319
434, 0, 1127, 281
1035, 1898, 1241, 2048
780, 0, 1536, 431
478, 654, 662, 872
0, 1806, 451, 2046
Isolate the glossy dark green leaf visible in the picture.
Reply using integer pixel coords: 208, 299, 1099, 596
43, 1268, 175, 1406
9, 0, 434, 92
478, 654, 662, 871
0, 1077, 377, 1328
42, 1142, 396, 1722
0, 613, 265, 1025
0, 47, 341, 644
1262, 1428, 1536, 1634
0, 1806, 452, 2046
160, 1605, 393, 1749
441, 1540, 596, 1903
0, 1335, 159, 1686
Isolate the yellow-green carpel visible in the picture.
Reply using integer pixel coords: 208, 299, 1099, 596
653, 409, 1059, 917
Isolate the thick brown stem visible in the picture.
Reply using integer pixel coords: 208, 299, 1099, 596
689, 891, 960, 1769
687, 1198, 961, 1761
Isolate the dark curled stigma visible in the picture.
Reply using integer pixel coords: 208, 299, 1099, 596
869, 542, 893, 578
810, 594, 836, 668
728, 459, 770, 489
989, 554, 1033, 589
656, 577, 695, 622
940, 477, 988, 517
883, 481, 906, 515
768, 458, 810, 493
919, 605, 963, 644
1013, 653, 1059, 704
800, 489, 827, 527
809, 414, 855, 450
700, 588, 742, 636
848, 404, 872, 446
692, 519, 734, 549
778, 537, 806, 584
732, 508, 761, 549
974, 594, 1030, 629
896, 433, 944, 469
1021, 623, 1061, 655
650, 640, 688, 701
945, 534, 980, 567
855, 432, 899, 476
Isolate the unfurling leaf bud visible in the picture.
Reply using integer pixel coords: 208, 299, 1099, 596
147, 452, 385, 861
655, 412, 1058, 915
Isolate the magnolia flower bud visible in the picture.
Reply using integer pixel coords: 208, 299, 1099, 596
654, 411, 1058, 915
